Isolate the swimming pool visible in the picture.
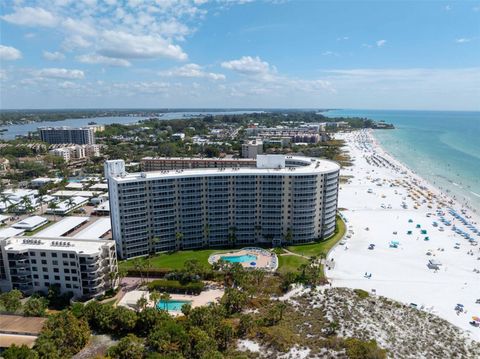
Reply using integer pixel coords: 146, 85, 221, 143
220, 254, 257, 263
157, 300, 192, 312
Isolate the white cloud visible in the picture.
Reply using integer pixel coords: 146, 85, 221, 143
0, 70, 7, 81
455, 38, 471, 43
1, 7, 58, 27
376, 39, 387, 47
43, 51, 65, 61
159, 63, 225, 80
337, 36, 349, 41
98, 31, 187, 60
76, 53, 131, 67
444, 5, 452, 11
0, 45, 22, 60
322, 51, 339, 57
62, 35, 92, 51
35, 68, 85, 80
62, 18, 97, 37
221, 56, 275, 75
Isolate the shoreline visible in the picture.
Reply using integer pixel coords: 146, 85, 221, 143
328, 129, 480, 342
371, 128, 480, 214
370, 129, 480, 218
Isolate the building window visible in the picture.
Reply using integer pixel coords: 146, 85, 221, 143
62, 253, 68, 258
33, 274, 39, 279
70, 261, 76, 266
63, 261, 68, 266
42, 267, 47, 272
69, 254, 75, 258
32, 267, 37, 271
31, 259, 37, 264
52, 253, 57, 258
29, 252, 35, 256
40, 252, 46, 257
43, 275, 49, 280
41, 260, 47, 265
64, 268, 70, 273
53, 268, 59, 273
71, 269, 77, 274
52, 260, 58, 265
66, 284, 71, 289
65, 276, 70, 281
72, 276, 78, 281
54, 275, 60, 280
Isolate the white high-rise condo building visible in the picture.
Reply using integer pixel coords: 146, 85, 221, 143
0, 236, 118, 299
105, 155, 340, 259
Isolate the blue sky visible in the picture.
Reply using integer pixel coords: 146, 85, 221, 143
0, 0, 479, 110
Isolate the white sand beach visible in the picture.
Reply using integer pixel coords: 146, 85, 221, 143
328, 130, 480, 341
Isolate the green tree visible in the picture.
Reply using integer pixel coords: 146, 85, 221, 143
147, 320, 188, 355
215, 321, 235, 351
221, 288, 248, 315
2, 344, 38, 359
66, 197, 75, 212
48, 201, 59, 221
107, 334, 145, 359
112, 306, 138, 334
0, 289, 23, 312
186, 327, 220, 359
149, 290, 161, 308
34, 311, 90, 358
23, 297, 48, 317
136, 294, 149, 312
175, 232, 183, 251
136, 307, 170, 336
159, 292, 171, 311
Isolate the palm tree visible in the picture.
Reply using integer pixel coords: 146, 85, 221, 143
175, 232, 183, 251
118, 267, 127, 288
132, 258, 145, 285
37, 194, 45, 215
136, 295, 148, 312
48, 201, 59, 222
108, 271, 118, 289
21, 195, 34, 214
159, 292, 171, 311
0, 194, 12, 213
149, 290, 160, 308
149, 237, 159, 255
66, 197, 75, 214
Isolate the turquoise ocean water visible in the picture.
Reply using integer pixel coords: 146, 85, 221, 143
325, 110, 480, 211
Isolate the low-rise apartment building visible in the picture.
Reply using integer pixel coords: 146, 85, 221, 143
0, 236, 118, 299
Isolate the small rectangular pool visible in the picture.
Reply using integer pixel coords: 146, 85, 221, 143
157, 300, 192, 312
220, 254, 257, 263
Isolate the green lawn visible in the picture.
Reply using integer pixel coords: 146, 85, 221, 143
119, 248, 231, 271
119, 216, 345, 275
277, 255, 309, 274
286, 217, 346, 258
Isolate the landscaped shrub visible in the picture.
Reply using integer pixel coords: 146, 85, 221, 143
353, 289, 370, 299
147, 279, 205, 295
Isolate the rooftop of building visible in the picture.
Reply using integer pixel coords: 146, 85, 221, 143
36, 216, 89, 238
73, 217, 111, 240
141, 156, 256, 162
109, 155, 340, 182
1, 235, 114, 254
38, 126, 93, 130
